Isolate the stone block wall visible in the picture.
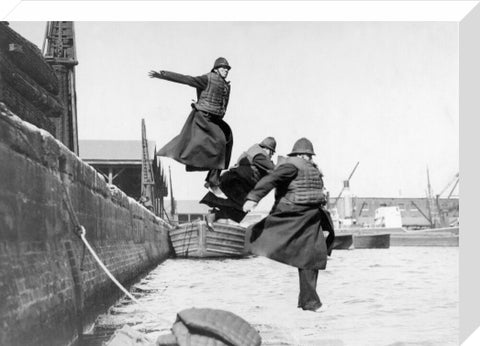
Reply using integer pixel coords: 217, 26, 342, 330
0, 22, 63, 137
0, 103, 173, 346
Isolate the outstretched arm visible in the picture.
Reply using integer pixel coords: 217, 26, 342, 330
243, 163, 298, 212
148, 71, 162, 79
148, 70, 208, 90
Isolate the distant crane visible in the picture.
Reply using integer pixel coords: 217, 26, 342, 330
42, 21, 79, 154
410, 200, 433, 226
413, 170, 459, 228
357, 201, 368, 217
140, 119, 156, 213
425, 167, 438, 227
435, 172, 459, 227
332, 161, 360, 209
437, 172, 459, 199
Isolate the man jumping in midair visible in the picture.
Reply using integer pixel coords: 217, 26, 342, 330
149, 57, 233, 189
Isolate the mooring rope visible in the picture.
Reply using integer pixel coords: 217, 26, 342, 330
61, 183, 170, 323
78, 226, 140, 304
78, 225, 171, 323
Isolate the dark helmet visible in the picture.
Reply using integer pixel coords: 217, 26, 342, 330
259, 137, 276, 153
288, 137, 315, 156
212, 57, 231, 71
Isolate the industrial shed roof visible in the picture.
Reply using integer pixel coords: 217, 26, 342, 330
79, 140, 156, 162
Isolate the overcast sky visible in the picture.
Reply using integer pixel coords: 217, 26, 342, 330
9, 20, 459, 205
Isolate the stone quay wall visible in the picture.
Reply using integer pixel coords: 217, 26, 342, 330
0, 103, 173, 346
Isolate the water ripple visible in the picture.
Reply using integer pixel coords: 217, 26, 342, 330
90, 247, 458, 346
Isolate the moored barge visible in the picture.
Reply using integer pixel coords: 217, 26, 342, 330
170, 221, 248, 258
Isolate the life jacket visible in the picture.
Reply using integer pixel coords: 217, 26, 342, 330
195, 72, 230, 117
236, 144, 268, 181
278, 156, 325, 205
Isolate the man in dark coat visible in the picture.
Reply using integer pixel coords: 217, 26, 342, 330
243, 137, 335, 312
149, 57, 233, 187
200, 137, 277, 224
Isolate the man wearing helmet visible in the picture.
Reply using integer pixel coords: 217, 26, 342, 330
149, 57, 233, 187
243, 138, 335, 312
200, 137, 277, 224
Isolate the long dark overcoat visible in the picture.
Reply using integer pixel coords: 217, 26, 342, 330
200, 153, 274, 222
154, 70, 233, 171
199, 163, 257, 222
219, 164, 258, 205
157, 108, 233, 171
246, 202, 334, 270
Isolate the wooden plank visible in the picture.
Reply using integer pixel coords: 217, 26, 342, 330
206, 234, 244, 242
204, 247, 245, 255
207, 227, 246, 237
206, 240, 245, 250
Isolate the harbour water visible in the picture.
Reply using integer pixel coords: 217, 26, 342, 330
89, 247, 458, 346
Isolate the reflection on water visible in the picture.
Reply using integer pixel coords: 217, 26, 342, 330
90, 248, 458, 346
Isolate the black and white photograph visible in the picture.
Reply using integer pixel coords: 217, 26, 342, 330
1, 2, 478, 346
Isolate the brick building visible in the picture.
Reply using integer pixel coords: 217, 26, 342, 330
331, 196, 459, 229
164, 196, 459, 229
